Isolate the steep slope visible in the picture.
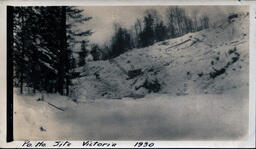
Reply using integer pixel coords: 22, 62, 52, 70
74, 13, 249, 100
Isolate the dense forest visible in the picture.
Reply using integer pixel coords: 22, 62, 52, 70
11, 6, 210, 96
11, 6, 92, 95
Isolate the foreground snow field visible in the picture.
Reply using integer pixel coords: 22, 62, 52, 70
14, 86, 248, 140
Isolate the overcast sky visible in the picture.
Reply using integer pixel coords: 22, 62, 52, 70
77, 6, 248, 47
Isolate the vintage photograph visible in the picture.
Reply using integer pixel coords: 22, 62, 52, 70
9, 5, 249, 140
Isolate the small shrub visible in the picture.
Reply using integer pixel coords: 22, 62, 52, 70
198, 72, 204, 77
142, 79, 161, 93
228, 14, 238, 21
128, 69, 143, 79
135, 78, 161, 93
210, 68, 226, 79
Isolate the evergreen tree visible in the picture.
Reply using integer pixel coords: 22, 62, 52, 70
138, 9, 165, 47
200, 16, 210, 29
154, 21, 168, 42
109, 24, 132, 58
13, 7, 41, 94
78, 40, 88, 66
91, 44, 101, 61
139, 12, 155, 47
12, 6, 92, 95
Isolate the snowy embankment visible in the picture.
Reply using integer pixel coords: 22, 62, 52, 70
74, 13, 249, 100
14, 13, 249, 140
14, 86, 248, 140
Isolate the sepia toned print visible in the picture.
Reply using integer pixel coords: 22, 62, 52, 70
11, 6, 249, 140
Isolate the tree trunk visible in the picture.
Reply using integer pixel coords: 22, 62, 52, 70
64, 7, 70, 96
57, 7, 66, 95
20, 13, 25, 94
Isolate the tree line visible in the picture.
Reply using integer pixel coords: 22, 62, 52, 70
89, 7, 210, 61
12, 6, 92, 95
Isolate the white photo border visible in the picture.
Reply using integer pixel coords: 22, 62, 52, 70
0, 0, 255, 148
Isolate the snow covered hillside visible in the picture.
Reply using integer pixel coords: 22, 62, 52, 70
14, 13, 249, 140
74, 13, 249, 100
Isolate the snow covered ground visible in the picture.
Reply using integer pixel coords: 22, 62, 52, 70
14, 86, 248, 140
14, 13, 249, 140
